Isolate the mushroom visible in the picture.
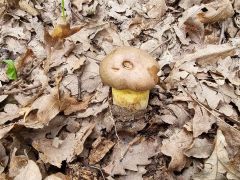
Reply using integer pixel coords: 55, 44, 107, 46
99, 47, 159, 110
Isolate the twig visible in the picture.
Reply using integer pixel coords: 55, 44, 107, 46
119, 135, 142, 161
149, 38, 171, 54
0, 83, 42, 95
179, 85, 240, 126
77, 63, 86, 101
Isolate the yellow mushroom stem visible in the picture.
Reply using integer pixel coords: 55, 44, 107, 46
112, 88, 150, 110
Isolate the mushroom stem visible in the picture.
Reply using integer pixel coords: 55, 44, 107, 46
112, 88, 150, 110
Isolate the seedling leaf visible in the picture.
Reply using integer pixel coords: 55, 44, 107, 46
3, 59, 17, 80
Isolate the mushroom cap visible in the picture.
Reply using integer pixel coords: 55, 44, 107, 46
99, 47, 159, 91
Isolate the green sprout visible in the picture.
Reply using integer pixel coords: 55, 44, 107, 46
2, 59, 17, 80
61, 0, 66, 20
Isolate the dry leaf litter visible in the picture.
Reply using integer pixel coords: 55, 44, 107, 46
0, 0, 240, 179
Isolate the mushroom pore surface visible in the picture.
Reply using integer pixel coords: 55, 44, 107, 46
99, 47, 159, 91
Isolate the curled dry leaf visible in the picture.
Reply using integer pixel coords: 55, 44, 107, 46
23, 88, 61, 128
32, 123, 95, 167
194, 130, 240, 179
191, 105, 216, 137
14, 160, 42, 180
89, 137, 115, 164
197, 0, 234, 24
9, 148, 29, 178
167, 104, 190, 127
22, 86, 92, 128
161, 129, 193, 171
185, 138, 214, 158
44, 19, 83, 47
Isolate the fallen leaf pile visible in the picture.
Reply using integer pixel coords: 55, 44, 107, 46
0, 0, 239, 179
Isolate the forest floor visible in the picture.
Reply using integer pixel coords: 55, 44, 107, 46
0, 0, 240, 179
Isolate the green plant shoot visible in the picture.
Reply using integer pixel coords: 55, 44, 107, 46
3, 60, 17, 80
61, 0, 66, 20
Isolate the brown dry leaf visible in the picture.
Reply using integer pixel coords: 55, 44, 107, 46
191, 105, 216, 137
19, 0, 39, 16
185, 138, 213, 158
0, 104, 21, 125
219, 121, 240, 162
146, 0, 167, 19
77, 101, 109, 118
9, 148, 28, 178
51, 23, 82, 40
218, 84, 240, 112
177, 44, 236, 68
160, 114, 178, 125
49, 41, 76, 68
45, 172, 70, 180
0, 95, 8, 103
15, 49, 34, 73
60, 55, 86, 74
44, 19, 83, 48
0, 124, 15, 140
61, 75, 78, 96
23, 88, 60, 128
14, 160, 42, 180
167, 104, 190, 127
173, 24, 190, 45
195, 83, 223, 109
0, 142, 8, 173
179, 0, 202, 10
89, 137, 115, 164
161, 129, 193, 171
67, 164, 97, 180
216, 56, 240, 86
193, 130, 240, 179
72, 0, 91, 11
32, 122, 95, 167
21, 77, 91, 125
80, 60, 101, 93
91, 85, 109, 103
197, 0, 234, 24
118, 166, 147, 180
61, 94, 92, 115
178, 5, 204, 43
104, 137, 159, 176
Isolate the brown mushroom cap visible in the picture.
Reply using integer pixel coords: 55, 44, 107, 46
99, 47, 160, 91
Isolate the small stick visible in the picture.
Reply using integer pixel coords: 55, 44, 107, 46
0, 83, 42, 95
180, 85, 240, 126
77, 63, 86, 101
150, 38, 171, 54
